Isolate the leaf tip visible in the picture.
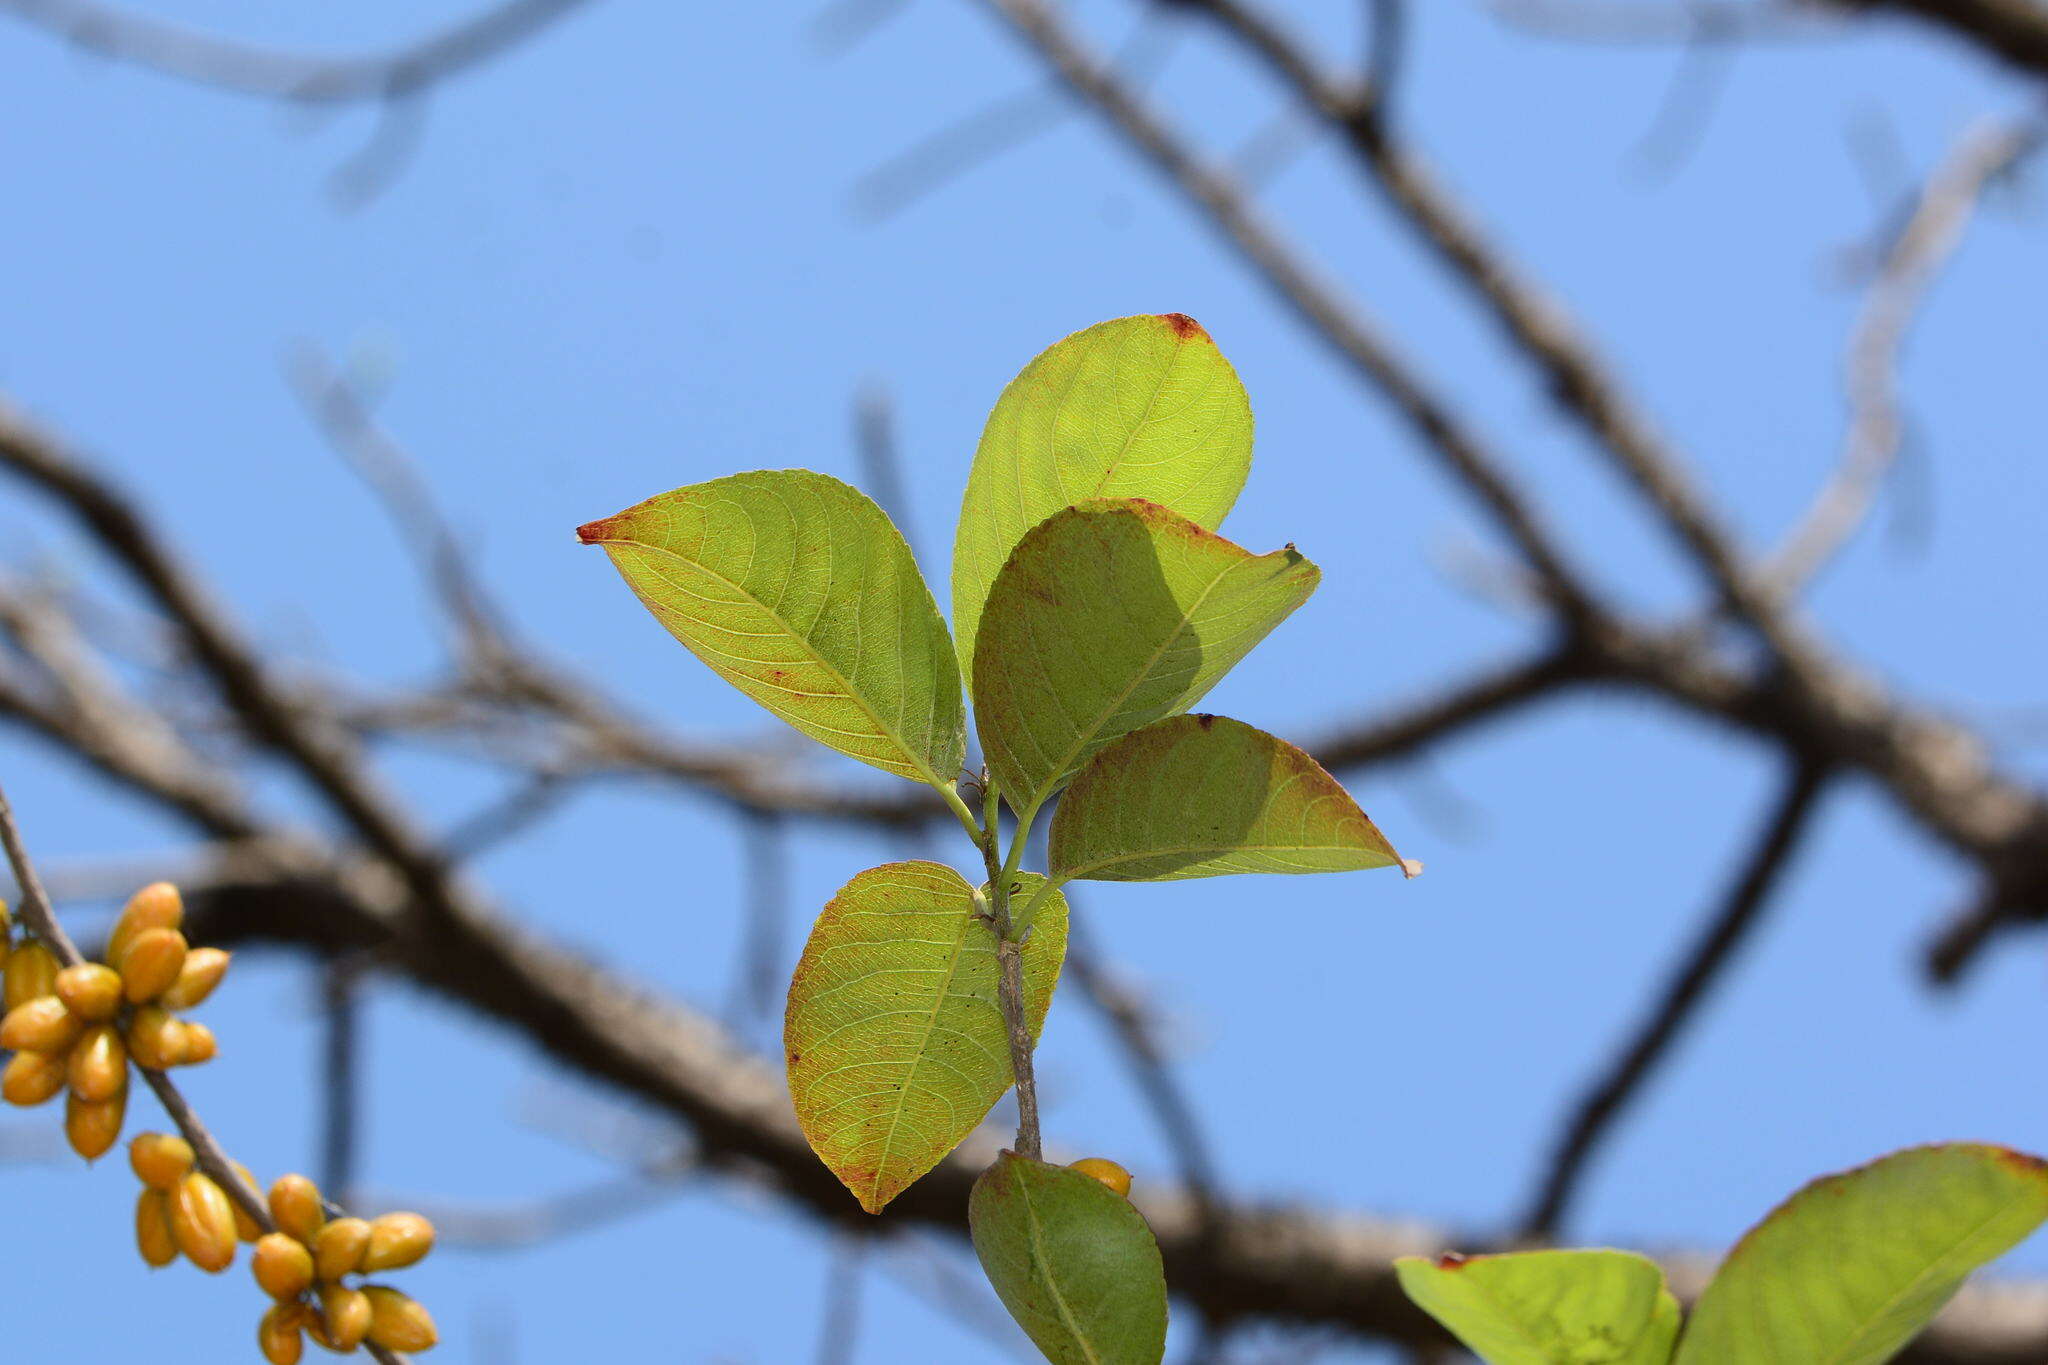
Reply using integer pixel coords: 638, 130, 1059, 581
1400, 858, 1424, 880
1156, 312, 1210, 342
1434, 1251, 1468, 1271
575, 515, 622, 545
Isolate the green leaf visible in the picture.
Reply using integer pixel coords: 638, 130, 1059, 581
1049, 714, 1403, 882
972, 499, 1317, 821
970, 1151, 1169, 1365
579, 469, 964, 788
784, 863, 1067, 1214
1395, 1250, 1681, 1365
952, 314, 1254, 687
1673, 1143, 2048, 1365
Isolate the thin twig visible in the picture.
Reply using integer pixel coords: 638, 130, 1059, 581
0, 0, 598, 103
320, 955, 364, 1208
1766, 117, 2043, 596
973, 0, 1596, 618
815, 1234, 867, 1365
1516, 759, 1832, 1238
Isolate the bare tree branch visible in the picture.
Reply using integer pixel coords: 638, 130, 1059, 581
1767, 116, 2044, 594
1517, 759, 1833, 1239
0, 0, 598, 103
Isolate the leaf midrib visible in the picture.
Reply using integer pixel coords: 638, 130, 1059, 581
866, 876, 981, 1210
1816, 1198, 2036, 1365
1063, 843, 1371, 879
616, 535, 950, 791
1013, 550, 1248, 820
1017, 1172, 1105, 1365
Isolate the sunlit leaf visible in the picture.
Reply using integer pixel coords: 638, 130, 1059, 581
1049, 714, 1403, 882
785, 863, 1067, 1214
578, 469, 964, 788
970, 1151, 1168, 1365
972, 499, 1317, 821
1395, 1249, 1680, 1365
1672, 1143, 2048, 1365
951, 314, 1253, 686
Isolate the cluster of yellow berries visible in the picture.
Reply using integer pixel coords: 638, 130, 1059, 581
4, 885, 440, 1360
129, 1141, 439, 1362
1, 883, 227, 1158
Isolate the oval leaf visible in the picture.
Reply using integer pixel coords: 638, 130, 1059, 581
785, 863, 1067, 1214
579, 469, 964, 788
1673, 1143, 2048, 1365
1396, 1249, 1680, 1365
952, 315, 1253, 686
970, 1151, 1168, 1365
1049, 714, 1403, 882
973, 499, 1317, 821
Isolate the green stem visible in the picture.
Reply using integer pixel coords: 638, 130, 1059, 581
973, 795, 1045, 1161
937, 780, 987, 848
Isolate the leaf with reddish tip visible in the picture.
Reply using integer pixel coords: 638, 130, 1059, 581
578, 469, 964, 789
970, 1151, 1168, 1365
785, 863, 1066, 1214
951, 315, 1254, 687
1049, 714, 1403, 882
972, 499, 1317, 823
1672, 1143, 2048, 1365
1395, 1249, 1680, 1365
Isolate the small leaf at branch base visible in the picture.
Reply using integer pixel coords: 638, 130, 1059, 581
579, 469, 964, 788
951, 314, 1254, 687
785, 863, 1067, 1214
1049, 714, 1403, 882
970, 1151, 1168, 1365
972, 498, 1317, 821
1672, 1143, 2048, 1365
1395, 1249, 1680, 1365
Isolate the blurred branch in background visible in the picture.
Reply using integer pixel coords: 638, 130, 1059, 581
3, 0, 2048, 1358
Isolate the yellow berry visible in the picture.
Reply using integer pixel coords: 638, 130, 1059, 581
1067, 1156, 1133, 1198
115, 927, 188, 1005
129, 1131, 196, 1189
2, 1049, 68, 1107
66, 1089, 126, 1160
269, 1174, 325, 1246
363, 1287, 438, 1352
257, 1304, 307, 1365
108, 882, 183, 965
0, 994, 83, 1053
4, 940, 58, 1011
321, 1285, 373, 1352
135, 1188, 178, 1268
124, 1006, 188, 1071
230, 1162, 263, 1241
169, 1172, 238, 1272
53, 963, 122, 1023
66, 1023, 128, 1102
361, 1211, 436, 1272
0, 897, 10, 935
175, 1021, 218, 1067
160, 947, 230, 1010
252, 1233, 316, 1300
314, 1216, 372, 1282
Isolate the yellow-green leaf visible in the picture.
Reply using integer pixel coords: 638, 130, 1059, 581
952, 314, 1253, 687
973, 499, 1317, 823
1050, 714, 1403, 882
784, 863, 1067, 1214
1395, 1250, 1681, 1365
578, 469, 964, 788
970, 1151, 1168, 1365
1673, 1143, 2048, 1365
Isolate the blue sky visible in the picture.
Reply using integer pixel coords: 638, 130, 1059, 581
3, 2, 2046, 1361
